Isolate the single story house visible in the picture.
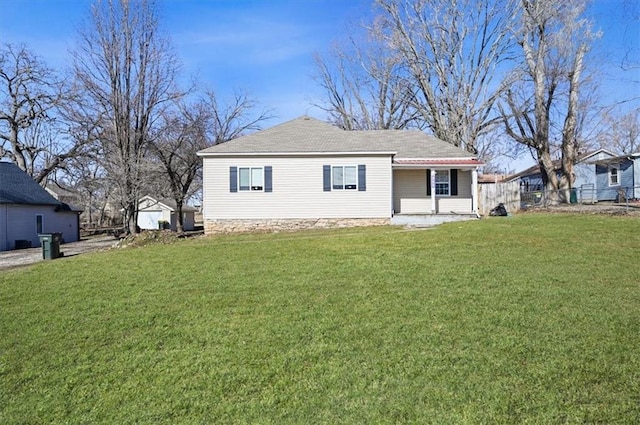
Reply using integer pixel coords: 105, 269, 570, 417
507, 149, 616, 203
137, 195, 197, 231
593, 153, 640, 201
0, 162, 82, 251
196, 116, 483, 233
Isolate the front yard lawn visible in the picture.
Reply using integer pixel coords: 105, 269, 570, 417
1, 214, 638, 424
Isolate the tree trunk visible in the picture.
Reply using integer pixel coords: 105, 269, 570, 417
537, 150, 560, 205
176, 200, 184, 233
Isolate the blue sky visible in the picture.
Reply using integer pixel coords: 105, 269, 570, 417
0, 0, 638, 169
0, 0, 372, 125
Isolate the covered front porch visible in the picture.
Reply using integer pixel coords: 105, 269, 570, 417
391, 161, 480, 218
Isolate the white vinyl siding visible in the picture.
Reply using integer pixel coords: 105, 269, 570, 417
456, 170, 472, 197
393, 169, 429, 214
203, 155, 392, 219
438, 198, 473, 212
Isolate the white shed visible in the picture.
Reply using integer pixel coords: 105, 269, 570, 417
137, 196, 197, 232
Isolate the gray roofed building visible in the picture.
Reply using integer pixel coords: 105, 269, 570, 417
150, 197, 199, 212
1, 161, 63, 206
197, 116, 484, 234
136, 195, 197, 232
198, 116, 475, 160
1, 161, 82, 251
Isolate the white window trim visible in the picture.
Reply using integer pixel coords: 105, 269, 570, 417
332, 165, 358, 190
434, 169, 451, 196
238, 166, 264, 192
608, 167, 620, 186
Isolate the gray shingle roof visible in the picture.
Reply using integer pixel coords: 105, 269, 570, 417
0, 161, 61, 205
0, 162, 82, 212
198, 116, 475, 159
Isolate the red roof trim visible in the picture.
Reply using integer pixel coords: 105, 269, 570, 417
393, 159, 484, 165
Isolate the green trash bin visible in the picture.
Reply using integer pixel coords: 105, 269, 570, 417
38, 233, 62, 260
570, 188, 578, 204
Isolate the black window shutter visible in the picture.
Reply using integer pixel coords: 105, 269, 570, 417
450, 169, 458, 196
358, 164, 366, 191
323, 165, 331, 191
230, 166, 238, 192
426, 169, 431, 196
264, 166, 272, 192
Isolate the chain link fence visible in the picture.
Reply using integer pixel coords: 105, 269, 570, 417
521, 185, 640, 209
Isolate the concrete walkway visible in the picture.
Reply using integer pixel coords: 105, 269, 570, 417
0, 236, 117, 271
391, 213, 479, 227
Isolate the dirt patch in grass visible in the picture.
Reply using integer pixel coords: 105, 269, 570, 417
521, 201, 640, 217
115, 229, 204, 248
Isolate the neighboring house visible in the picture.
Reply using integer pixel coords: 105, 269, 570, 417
137, 195, 197, 231
593, 153, 640, 201
508, 149, 616, 203
478, 174, 511, 184
196, 116, 483, 233
0, 162, 82, 251
45, 181, 80, 206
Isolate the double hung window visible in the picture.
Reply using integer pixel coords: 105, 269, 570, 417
239, 167, 264, 191
230, 166, 272, 193
609, 167, 619, 186
427, 169, 458, 196
332, 165, 357, 190
323, 164, 366, 192
434, 170, 450, 196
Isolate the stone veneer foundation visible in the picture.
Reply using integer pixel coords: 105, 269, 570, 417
204, 218, 390, 234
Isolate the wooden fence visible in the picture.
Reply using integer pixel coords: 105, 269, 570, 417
478, 181, 521, 216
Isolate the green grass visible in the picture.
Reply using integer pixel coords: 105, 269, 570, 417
1, 214, 639, 424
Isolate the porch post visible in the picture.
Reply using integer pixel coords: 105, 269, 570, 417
430, 169, 437, 214
472, 168, 479, 215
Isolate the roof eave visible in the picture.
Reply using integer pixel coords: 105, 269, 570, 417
392, 158, 483, 168
198, 151, 397, 157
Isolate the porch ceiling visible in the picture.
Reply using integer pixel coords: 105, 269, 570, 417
393, 158, 482, 169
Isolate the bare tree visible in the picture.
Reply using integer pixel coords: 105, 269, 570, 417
149, 92, 272, 232
149, 101, 208, 233
601, 108, 640, 154
374, 0, 516, 152
205, 91, 272, 144
501, 0, 598, 202
71, 0, 183, 233
0, 43, 83, 183
58, 151, 110, 227
313, 34, 419, 130
621, 0, 640, 75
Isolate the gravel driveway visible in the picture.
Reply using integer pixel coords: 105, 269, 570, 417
0, 236, 117, 271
